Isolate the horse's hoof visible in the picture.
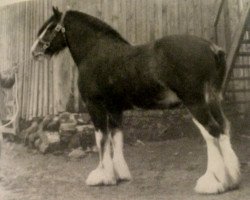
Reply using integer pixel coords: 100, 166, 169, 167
194, 172, 226, 194
86, 167, 117, 186
225, 157, 241, 189
113, 160, 132, 181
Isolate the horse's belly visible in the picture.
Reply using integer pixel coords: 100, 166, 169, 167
132, 89, 181, 109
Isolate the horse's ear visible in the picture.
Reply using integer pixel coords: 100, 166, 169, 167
52, 6, 61, 18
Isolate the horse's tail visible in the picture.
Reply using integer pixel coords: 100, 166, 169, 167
210, 43, 226, 92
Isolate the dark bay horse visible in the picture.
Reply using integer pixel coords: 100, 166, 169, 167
31, 7, 240, 194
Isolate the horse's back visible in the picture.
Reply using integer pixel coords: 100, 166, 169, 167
79, 34, 225, 109
153, 35, 225, 103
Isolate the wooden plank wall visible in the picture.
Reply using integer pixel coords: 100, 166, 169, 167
0, 0, 217, 120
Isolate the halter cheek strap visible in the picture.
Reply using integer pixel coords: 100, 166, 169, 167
55, 11, 67, 34
41, 11, 67, 51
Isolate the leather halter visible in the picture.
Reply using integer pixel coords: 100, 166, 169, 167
39, 11, 67, 51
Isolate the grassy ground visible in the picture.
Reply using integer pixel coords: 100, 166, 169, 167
0, 135, 249, 200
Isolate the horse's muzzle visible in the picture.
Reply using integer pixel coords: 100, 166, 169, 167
31, 51, 44, 60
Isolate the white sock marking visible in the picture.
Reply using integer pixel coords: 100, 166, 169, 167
219, 119, 240, 186
86, 130, 116, 185
112, 130, 131, 180
95, 130, 102, 150
193, 118, 228, 193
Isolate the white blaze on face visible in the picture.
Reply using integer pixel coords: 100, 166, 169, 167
31, 22, 53, 55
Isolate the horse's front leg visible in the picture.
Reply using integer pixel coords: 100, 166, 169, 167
109, 112, 132, 181
85, 101, 116, 186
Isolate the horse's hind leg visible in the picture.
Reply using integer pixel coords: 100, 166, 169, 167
208, 96, 241, 189
85, 101, 116, 186
109, 112, 132, 181
187, 103, 229, 194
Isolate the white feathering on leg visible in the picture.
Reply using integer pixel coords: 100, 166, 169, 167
193, 119, 229, 194
112, 130, 131, 181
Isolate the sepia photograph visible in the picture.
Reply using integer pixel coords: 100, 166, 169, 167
0, 0, 249, 199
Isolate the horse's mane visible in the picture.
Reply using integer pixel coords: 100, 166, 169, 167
67, 10, 130, 45
38, 10, 130, 45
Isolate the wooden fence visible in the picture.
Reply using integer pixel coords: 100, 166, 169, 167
0, 0, 219, 120
215, 0, 250, 116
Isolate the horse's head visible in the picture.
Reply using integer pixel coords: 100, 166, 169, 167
31, 7, 67, 60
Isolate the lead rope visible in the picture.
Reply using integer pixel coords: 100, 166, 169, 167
0, 10, 67, 148
0, 71, 19, 157
0, 73, 19, 129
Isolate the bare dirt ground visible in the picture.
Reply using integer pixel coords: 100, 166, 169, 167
0, 136, 249, 200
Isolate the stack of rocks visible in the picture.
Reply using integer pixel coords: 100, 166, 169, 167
20, 112, 95, 156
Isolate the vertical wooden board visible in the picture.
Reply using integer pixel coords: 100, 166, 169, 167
38, 0, 44, 117
166, 0, 179, 35
140, 0, 148, 43
0, 10, 2, 67
17, 3, 24, 116
34, 1, 40, 118
30, 1, 36, 119
228, 0, 241, 40
49, 60, 54, 115
178, 0, 188, 35
126, 0, 136, 44
135, 0, 142, 43
102, 0, 111, 24
112, 0, 120, 30
68, 0, 78, 10
31, 1, 39, 118
94, 0, 102, 19
154, 0, 163, 39
43, 58, 49, 116
4, 8, 8, 70
186, 0, 195, 35
193, 0, 202, 37
201, 0, 212, 40
27, 2, 33, 119
62, 49, 75, 112
43, 0, 49, 116
52, 58, 59, 114
25, 2, 32, 119
166, 0, 173, 35
147, 0, 155, 41
126, 0, 131, 42
119, 0, 127, 39
88, 0, 100, 16
47, 0, 54, 115
21, 2, 27, 118
162, 0, 168, 36
132, 0, 137, 44
173, 0, 179, 34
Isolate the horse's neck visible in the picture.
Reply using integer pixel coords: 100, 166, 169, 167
64, 27, 95, 65
64, 16, 128, 66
